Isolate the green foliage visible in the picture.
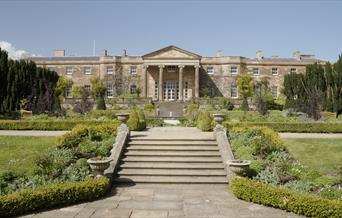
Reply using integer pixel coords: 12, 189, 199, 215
0, 120, 118, 130
254, 77, 273, 116
143, 103, 155, 112
146, 118, 164, 127
0, 177, 110, 217
90, 78, 106, 98
137, 109, 146, 130
0, 49, 60, 114
224, 121, 342, 133
84, 110, 117, 120
237, 65, 254, 111
34, 148, 75, 179
55, 76, 73, 98
196, 110, 213, 131
231, 177, 342, 218
127, 110, 140, 130
96, 97, 106, 110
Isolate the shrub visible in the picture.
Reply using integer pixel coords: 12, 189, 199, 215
143, 103, 155, 112
95, 137, 115, 157
224, 121, 342, 133
231, 177, 342, 218
96, 97, 106, 110
84, 110, 117, 120
127, 110, 140, 130
146, 118, 163, 127
137, 109, 146, 130
196, 110, 213, 131
0, 177, 110, 217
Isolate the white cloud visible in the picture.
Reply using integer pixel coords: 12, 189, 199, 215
0, 40, 36, 60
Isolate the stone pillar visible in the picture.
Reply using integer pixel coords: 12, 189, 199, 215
158, 65, 164, 101
195, 65, 200, 98
178, 65, 184, 101
142, 65, 148, 97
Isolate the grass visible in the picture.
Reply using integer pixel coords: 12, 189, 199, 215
0, 136, 57, 175
284, 138, 342, 176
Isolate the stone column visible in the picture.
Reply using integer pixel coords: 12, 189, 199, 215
158, 65, 164, 101
178, 65, 184, 101
142, 65, 148, 97
195, 65, 200, 98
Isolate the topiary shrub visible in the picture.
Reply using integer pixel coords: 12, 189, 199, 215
137, 109, 146, 130
143, 103, 155, 113
196, 110, 213, 131
127, 110, 140, 130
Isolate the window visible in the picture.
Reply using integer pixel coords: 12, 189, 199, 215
84, 67, 92, 75
184, 81, 189, 100
154, 81, 158, 99
47, 66, 55, 72
272, 68, 278, 75
130, 85, 137, 94
167, 66, 177, 72
65, 86, 72, 98
252, 67, 260, 75
207, 66, 214, 75
231, 84, 238, 98
106, 66, 113, 74
130, 66, 137, 74
290, 68, 297, 74
66, 67, 73, 75
231, 66, 238, 75
271, 86, 278, 98
208, 87, 215, 97
84, 85, 91, 92
106, 83, 113, 97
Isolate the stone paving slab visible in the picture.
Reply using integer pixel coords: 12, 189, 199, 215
22, 184, 303, 218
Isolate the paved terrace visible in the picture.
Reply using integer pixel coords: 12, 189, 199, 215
22, 184, 302, 218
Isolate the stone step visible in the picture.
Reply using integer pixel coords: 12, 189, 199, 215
118, 169, 226, 176
129, 138, 215, 142
125, 150, 220, 157
120, 162, 224, 169
127, 145, 219, 151
114, 175, 228, 184
128, 141, 217, 146
122, 156, 222, 163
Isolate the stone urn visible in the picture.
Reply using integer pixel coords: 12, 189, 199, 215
227, 160, 251, 177
213, 114, 225, 125
87, 157, 112, 177
117, 113, 130, 124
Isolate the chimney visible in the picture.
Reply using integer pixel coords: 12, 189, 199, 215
293, 51, 301, 60
121, 49, 127, 57
54, 49, 65, 57
256, 50, 263, 60
216, 49, 222, 57
101, 49, 108, 56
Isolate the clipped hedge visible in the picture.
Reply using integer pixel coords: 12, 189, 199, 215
231, 177, 342, 218
0, 177, 110, 217
0, 120, 118, 130
224, 121, 342, 133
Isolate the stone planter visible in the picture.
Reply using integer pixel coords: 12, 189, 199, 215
117, 113, 130, 124
87, 157, 112, 177
213, 114, 225, 125
227, 160, 251, 177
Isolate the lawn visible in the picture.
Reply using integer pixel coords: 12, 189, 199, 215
0, 136, 57, 175
283, 138, 342, 176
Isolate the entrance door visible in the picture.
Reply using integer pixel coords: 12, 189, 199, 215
163, 80, 179, 101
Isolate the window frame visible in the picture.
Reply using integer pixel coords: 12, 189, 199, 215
207, 66, 214, 75
106, 66, 114, 74
252, 67, 260, 75
84, 67, 92, 75
130, 66, 137, 74
65, 86, 72, 98
66, 67, 73, 75
271, 67, 278, 75
130, 85, 137, 94
106, 83, 113, 98
290, 68, 297, 74
231, 66, 238, 75
231, 84, 238, 98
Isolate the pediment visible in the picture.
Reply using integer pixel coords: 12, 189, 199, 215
143, 45, 201, 60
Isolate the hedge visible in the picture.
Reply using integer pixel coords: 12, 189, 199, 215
0, 177, 110, 217
0, 120, 118, 130
224, 121, 342, 133
230, 177, 342, 218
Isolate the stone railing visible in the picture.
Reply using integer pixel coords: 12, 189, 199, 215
104, 122, 130, 181
214, 124, 235, 178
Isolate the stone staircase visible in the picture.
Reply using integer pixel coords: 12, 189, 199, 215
114, 128, 228, 184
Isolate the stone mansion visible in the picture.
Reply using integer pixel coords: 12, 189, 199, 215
29, 45, 325, 102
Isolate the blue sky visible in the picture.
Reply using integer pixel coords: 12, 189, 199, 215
0, 0, 341, 61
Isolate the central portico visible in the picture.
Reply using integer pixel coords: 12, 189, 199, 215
142, 45, 201, 101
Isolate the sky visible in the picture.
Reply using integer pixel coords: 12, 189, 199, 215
0, 0, 341, 61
